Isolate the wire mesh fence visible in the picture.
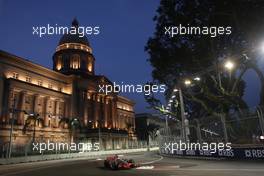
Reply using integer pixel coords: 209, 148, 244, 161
0, 139, 158, 158
157, 106, 264, 146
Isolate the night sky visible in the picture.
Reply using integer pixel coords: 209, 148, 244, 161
0, 0, 262, 113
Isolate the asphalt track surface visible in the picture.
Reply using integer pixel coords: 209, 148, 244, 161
0, 151, 263, 176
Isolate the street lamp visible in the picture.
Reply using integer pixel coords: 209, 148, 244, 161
184, 79, 191, 86
7, 97, 16, 158
224, 60, 234, 70
170, 87, 188, 142
194, 77, 201, 81
69, 118, 79, 144
173, 88, 179, 92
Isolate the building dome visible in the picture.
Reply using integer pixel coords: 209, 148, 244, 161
59, 33, 90, 46
53, 18, 95, 76
58, 18, 90, 46
55, 18, 92, 53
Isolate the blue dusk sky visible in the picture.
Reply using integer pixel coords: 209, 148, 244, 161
0, 0, 262, 113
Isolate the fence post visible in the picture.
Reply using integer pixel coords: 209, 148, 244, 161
257, 106, 264, 136
221, 114, 228, 143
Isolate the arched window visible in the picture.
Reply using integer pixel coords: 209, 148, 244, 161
56, 55, 63, 70
70, 54, 80, 69
87, 57, 93, 72
88, 62, 92, 72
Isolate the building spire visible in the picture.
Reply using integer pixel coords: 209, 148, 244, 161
72, 17, 79, 28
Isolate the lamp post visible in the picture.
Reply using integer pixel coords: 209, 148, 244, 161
98, 120, 102, 151
172, 87, 188, 142
256, 106, 264, 138
70, 118, 78, 143
87, 120, 102, 150
7, 97, 16, 158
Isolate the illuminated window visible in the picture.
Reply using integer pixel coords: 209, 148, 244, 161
56, 55, 63, 70
37, 80, 42, 86
70, 54, 80, 69
12, 72, 19, 79
26, 76, 31, 83
87, 92, 91, 99
88, 62, 92, 72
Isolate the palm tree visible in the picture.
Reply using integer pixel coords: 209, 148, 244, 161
59, 117, 81, 144
23, 113, 43, 143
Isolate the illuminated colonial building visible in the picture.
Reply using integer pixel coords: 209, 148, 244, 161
0, 19, 136, 151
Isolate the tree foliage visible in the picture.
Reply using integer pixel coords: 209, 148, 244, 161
145, 0, 264, 119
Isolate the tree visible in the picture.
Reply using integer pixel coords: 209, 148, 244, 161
59, 117, 81, 143
23, 114, 43, 144
145, 0, 264, 142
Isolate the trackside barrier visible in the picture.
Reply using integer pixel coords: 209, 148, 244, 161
159, 147, 264, 160
0, 147, 159, 165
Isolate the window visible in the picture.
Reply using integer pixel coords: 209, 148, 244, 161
70, 54, 80, 69
25, 96, 31, 104
12, 72, 19, 79
48, 83, 53, 89
49, 101, 52, 108
25, 76, 31, 83
37, 80, 43, 86
56, 55, 63, 70
88, 62, 92, 72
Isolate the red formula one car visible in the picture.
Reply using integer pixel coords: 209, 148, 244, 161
104, 155, 138, 170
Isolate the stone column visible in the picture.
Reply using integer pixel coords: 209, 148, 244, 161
94, 94, 99, 127
5, 87, 14, 123
111, 99, 116, 128
44, 97, 50, 127
64, 99, 70, 118
33, 94, 39, 113
83, 95, 88, 127
55, 99, 60, 128
133, 114, 136, 130
104, 96, 108, 128
0, 74, 4, 120
18, 91, 26, 125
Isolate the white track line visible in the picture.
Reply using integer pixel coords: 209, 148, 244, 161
176, 168, 264, 171
140, 155, 164, 165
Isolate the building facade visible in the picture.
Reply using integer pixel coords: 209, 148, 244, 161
0, 19, 136, 152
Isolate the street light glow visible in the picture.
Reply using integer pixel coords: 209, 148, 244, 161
184, 79, 191, 85
224, 60, 234, 70
194, 77, 200, 81
260, 42, 264, 53
173, 88, 178, 92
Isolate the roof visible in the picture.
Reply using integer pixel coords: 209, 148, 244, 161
58, 18, 90, 46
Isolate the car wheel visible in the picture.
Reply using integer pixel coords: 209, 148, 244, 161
104, 160, 110, 168
110, 161, 118, 170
